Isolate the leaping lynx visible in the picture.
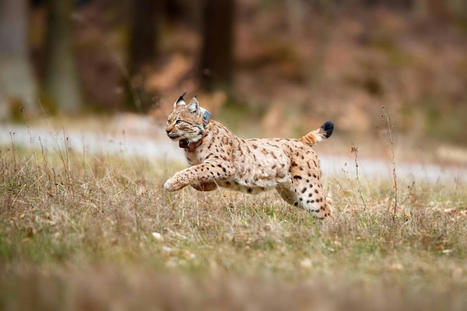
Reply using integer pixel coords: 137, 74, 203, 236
164, 93, 334, 218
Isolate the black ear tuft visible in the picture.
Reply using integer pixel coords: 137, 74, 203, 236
176, 91, 187, 103
320, 121, 334, 138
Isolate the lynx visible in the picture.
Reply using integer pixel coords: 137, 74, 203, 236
164, 93, 334, 218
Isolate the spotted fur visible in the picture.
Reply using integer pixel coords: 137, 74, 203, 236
164, 95, 334, 218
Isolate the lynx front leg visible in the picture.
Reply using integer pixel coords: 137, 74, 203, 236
164, 161, 235, 192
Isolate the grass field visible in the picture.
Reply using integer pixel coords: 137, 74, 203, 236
0, 145, 465, 311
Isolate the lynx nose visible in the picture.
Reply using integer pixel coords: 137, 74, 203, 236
166, 129, 171, 134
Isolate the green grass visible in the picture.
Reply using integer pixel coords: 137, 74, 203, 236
0, 146, 465, 310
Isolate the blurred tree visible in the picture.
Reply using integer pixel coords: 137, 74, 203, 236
165, 0, 183, 23
0, 0, 38, 120
200, 0, 234, 92
126, 0, 161, 112
362, 0, 413, 8
43, 0, 82, 113
423, 0, 454, 21
128, 0, 159, 75
164, 0, 199, 26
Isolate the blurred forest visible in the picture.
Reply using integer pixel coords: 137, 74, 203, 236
0, 0, 466, 145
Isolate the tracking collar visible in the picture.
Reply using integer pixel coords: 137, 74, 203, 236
200, 107, 211, 129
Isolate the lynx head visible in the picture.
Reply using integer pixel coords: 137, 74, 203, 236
166, 92, 205, 143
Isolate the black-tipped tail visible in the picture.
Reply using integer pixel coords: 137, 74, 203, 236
320, 121, 334, 138
299, 121, 334, 146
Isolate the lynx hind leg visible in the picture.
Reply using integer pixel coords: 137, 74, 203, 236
288, 160, 331, 219
276, 183, 331, 219
191, 181, 218, 192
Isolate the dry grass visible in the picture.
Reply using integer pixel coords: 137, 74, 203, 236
0, 145, 466, 311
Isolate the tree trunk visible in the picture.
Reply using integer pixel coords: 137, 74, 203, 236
0, 0, 38, 120
200, 0, 235, 92
128, 0, 159, 75
165, 0, 184, 23
44, 0, 82, 113
126, 0, 160, 112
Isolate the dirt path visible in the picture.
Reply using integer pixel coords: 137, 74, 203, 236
1, 124, 465, 184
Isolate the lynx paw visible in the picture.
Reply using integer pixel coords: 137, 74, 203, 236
164, 177, 184, 192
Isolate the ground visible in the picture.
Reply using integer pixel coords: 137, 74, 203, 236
0, 145, 465, 311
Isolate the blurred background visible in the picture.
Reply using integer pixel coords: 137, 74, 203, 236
1, 0, 466, 160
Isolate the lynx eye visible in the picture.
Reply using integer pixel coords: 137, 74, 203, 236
175, 119, 182, 125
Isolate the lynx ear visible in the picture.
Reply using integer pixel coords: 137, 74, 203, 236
174, 91, 187, 108
189, 96, 199, 113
